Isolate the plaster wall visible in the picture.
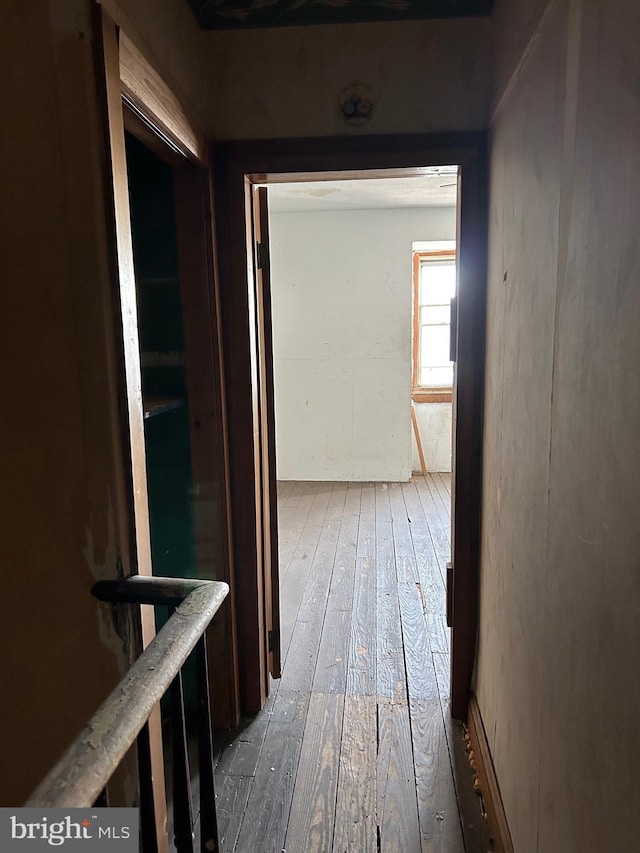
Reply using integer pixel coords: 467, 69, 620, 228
204, 17, 491, 139
490, 0, 551, 110
477, 0, 640, 848
269, 205, 455, 481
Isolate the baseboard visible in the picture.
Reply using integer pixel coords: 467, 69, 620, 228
467, 695, 515, 853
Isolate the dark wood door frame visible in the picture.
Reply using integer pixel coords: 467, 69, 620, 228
213, 132, 487, 720
251, 187, 282, 684
95, 7, 239, 731
172, 160, 240, 727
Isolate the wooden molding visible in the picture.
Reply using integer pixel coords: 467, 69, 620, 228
412, 250, 421, 390
467, 695, 515, 853
412, 389, 453, 404
173, 162, 240, 727
123, 103, 186, 167
97, 8, 167, 846
119, 32, 207, 165
253, 187, 282, 683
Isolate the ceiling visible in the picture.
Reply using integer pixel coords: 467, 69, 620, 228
186, 0, 494, 31
267, 171, 458, 213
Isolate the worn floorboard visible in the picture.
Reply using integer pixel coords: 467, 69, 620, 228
284, 693, 345, 853
216, 775, 252, 853
412, 475, 452, 585
215, 478, 491, 853
377, 698, 422, 852
332, 694, 378, 852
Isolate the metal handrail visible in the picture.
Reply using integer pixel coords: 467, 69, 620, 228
26, 576, 228, 809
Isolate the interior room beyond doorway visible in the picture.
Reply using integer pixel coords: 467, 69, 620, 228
267, 172, 458, 483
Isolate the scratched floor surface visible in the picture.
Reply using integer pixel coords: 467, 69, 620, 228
213, 478, 492, 853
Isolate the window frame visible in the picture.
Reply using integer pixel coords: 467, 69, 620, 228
412, 248, 456, 403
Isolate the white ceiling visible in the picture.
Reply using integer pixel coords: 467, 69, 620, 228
267, 170, 459, 213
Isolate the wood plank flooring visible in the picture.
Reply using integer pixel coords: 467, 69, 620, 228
214, 477, 491, 853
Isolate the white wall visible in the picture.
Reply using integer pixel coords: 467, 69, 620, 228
270, 205, 456, 481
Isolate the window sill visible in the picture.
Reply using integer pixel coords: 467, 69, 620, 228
412, 388, 453, 404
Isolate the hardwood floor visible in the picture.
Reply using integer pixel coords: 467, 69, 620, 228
214, 477, 491, 853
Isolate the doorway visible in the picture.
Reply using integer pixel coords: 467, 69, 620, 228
212, 141, 488, 850
97, 10, 240, 734
213, 133, 487, 722
266, 174, 457, 484
265, 171, 458, 686
125, 133, 196, 590
117, 124, 238, 728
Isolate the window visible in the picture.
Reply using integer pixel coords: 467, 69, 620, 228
412, 248, 456, 403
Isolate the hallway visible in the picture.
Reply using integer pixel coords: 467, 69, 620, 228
214, 478, 491, 852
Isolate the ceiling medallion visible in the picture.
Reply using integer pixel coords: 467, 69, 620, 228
339, 85, 375, 127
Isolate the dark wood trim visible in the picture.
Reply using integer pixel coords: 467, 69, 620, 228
243, 181, 268, 710
467, 695, 515, 853
123, 103, 186, 169
253, 187, 282, 681
91, 2, 138, 580
206, 162, 243, 726
212, 133, 487, 719
98, 1, 240, 819
98, 8, 153, 580
118, 31, 207, 165
213, 157, 264, 713
215, 132, 486, 176
99, 7, 240, 729
94, 7, 167, 847
173, 162, 240, 728
449, 143, 487, 719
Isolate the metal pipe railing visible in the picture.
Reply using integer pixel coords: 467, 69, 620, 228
26, 576, 228, 852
